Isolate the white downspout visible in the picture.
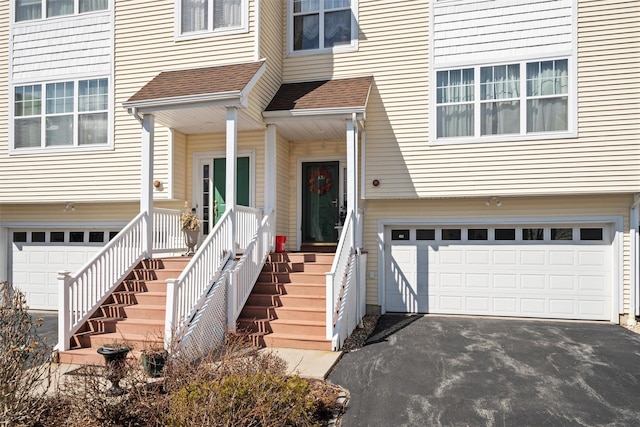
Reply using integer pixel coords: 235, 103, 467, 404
630, 194, 640, 323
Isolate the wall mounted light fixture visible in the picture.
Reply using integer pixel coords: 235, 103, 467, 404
485, 196, 502, 207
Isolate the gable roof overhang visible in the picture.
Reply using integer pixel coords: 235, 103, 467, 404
122, 61, 266, 134
263, 76, 372, 141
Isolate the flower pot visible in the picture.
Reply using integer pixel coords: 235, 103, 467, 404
183, 229, 199, 256
141, 352, 167, 378
97, 346, 130, 396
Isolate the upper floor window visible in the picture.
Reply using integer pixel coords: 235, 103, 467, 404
14, 78, 109, 150
436, 59, 569, 140
290, 0, 357, 53
179, 0, 246, 35
16, 0, 108, 22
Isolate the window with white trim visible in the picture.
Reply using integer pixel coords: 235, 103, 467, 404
179, 0, 246, 35
14, 78, 109, 149
15, 0, 108, 22
436, 59, 569, 140
290, 0, 357, 52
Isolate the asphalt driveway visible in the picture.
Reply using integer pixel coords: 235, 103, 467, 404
328, 315, 640, 427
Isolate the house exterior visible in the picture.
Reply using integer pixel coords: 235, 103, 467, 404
0, 0, 638, 338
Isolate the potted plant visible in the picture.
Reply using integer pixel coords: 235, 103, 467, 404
180, 201, 201, 256
141, 343, 168, 378
96, 341, 132, 396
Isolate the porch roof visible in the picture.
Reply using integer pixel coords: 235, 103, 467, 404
263, 76, 372, 140
122, 61, 266, 134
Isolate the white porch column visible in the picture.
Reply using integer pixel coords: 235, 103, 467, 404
631, 194, 640, 319
141, 113, 154, 258
346, 114, 359, 227
264, 124, 277, 217
0, 227, 7, 282
226, 107, 238, 253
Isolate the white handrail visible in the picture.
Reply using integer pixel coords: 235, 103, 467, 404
152, 208, 183, 253
325, 211, 354, 343
165, 209, 234, 349
58, 212, 147, 351
236, 205, 263, 251
228, 210, 275, 330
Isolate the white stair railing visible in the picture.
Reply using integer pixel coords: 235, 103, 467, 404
58, 212, 147, 351
325, 210, 363, 350
165, 210, 234, 349
152, 208, 183, 253
236, 205, 263, 251
228, 210, 275, 330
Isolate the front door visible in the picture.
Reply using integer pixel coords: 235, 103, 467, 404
301, 161, 340, 245
200, 156, 250, 234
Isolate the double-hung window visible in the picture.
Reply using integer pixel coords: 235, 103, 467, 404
436, 58, 570, 140
14, 78, 109, 149
15, 0, 108, 22
291, 0, 357, 52
179, 0, 245, 35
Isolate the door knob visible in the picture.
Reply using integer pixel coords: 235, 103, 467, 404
331, 199, 338, 207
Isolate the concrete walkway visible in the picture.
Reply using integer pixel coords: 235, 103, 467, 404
328, 314, 640, 427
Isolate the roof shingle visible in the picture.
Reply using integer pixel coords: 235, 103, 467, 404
126, 61, 264, 103
265, 76, 372, 112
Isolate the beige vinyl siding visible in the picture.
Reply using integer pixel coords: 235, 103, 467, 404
246, 0, 283, 130
0, 3, 8, 165
275, 132, 290, 237
185, 131, 266, 209
361, 194, 634, 314
286, 139, 346, 247
0, 202, 139, 223
281, 0, 639, 199
172, 130, 188, 202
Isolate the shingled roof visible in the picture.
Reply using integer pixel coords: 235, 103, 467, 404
126, 61, 265, 104
265, 76, 372, 112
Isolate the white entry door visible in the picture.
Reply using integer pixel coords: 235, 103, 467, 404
385, 224, 613, 321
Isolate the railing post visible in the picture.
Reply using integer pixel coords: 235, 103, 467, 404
227, 271, 237, 333
165, 279, 178, 351
57, 271, 71, 351
325, 273, 334, 340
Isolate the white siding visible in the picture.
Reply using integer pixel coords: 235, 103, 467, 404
432, 0, 573, 66
11, 12, 112, 82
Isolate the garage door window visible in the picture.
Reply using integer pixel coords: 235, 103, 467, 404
391, 229, 410, 240
70, 232, 85, 242
523, 228, 544, 240
468, 229, 488, 240
31, 232, 46, 242
580, 228, 603, 241
416, 229, 436, 240
551, 228, 572, 240
50, 232, 64, 242
89, 232, 105, 242
442, 229, 461, 240
12, 232, 27, 242
495, 228, 516, 240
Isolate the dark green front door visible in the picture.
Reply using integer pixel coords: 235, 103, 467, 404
301, 161, 340, 244
214, 157, 250, 223
200, 157, 250, 234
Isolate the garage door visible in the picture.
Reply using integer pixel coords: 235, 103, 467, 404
10, 229, 118, 310
385, 224, 613, 321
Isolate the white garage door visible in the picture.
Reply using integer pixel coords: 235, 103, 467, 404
385, 224, 613, 321
10, 229, 117, 310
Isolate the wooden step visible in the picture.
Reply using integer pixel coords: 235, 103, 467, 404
122, 304, 166, 320
263, 333, 332, 351
267, 318, 326, 335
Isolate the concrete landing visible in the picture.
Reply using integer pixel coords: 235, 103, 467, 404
261, 348, 343, 380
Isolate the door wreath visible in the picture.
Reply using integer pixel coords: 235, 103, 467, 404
308, 167, 333, 196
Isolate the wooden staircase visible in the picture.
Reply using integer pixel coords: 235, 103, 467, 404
237, 252, 334, 351
57, 257, 190, 365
